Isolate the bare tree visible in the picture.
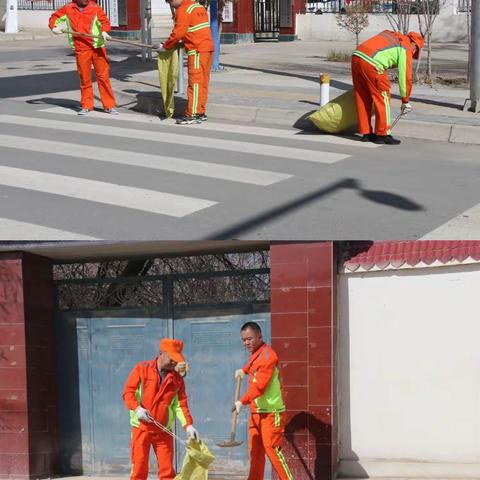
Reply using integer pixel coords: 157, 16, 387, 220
336, 1, 370, 47
385, 0, 413, 34
54, 252, 271, 310
416, 0, 447, 84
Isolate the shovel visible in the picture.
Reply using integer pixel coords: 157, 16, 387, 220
216, 375, 243, 448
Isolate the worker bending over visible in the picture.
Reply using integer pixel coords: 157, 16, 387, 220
159, 0, 214, 124
49, 0, 118, 116
352, 30, 424, 144
123, 338, 199, 480
233, 322, 293, 480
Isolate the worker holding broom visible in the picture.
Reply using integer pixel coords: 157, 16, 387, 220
158, 0, 214, 124
233, 322, 294, 480
122, 338, 200, 480
48, 0, 118, 116
352, 30, 424, 145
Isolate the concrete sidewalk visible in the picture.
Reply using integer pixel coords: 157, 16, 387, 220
108, 40, 480, 145
0, 30, 51, 41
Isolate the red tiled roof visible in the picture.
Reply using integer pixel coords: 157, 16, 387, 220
343, 241, 480, 272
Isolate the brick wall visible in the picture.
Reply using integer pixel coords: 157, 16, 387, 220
0, 253, 57, 479
270, 242, 336, 480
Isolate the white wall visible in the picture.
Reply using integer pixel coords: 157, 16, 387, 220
297, 0, 468, 43
17, 11, 52, 30
337, 262, 480, 477
152, 0, 171, 16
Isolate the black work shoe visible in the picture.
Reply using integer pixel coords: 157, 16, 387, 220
176, 115, 201, 125
362, 133, 376, 142
374, 135, 401, 145
197, 113, 208, 122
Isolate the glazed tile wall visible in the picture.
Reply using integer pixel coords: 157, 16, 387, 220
270, 242, 336, 480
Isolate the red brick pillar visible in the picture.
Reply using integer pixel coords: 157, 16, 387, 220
221, 0, 255, 43
270, 242, 336, 479
279, 0, 304, 41
0, 253, 58, 479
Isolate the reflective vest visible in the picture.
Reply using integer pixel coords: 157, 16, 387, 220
240, 343, 286, 414
122, 358, 193, 432
353, 30, 414, 102
164, 0, 214, 53
48, 1, 110, 52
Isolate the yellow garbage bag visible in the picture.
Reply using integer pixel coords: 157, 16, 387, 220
157, 49, 179, 118
308, 89, 358, 134
174, 440, 215, 480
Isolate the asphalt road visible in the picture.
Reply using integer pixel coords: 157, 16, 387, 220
0, 97, 479, 240
1, 38, 479, 240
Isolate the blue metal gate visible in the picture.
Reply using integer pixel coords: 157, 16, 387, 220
174, 312, 270, 476
56, 308, 270, 476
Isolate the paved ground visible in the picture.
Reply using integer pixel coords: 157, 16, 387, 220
0, 37, 479, 240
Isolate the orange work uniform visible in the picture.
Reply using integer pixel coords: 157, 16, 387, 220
122, 358, 193, 480
49, 1, 116, 110
352, 30, 416, 136
240, 343, 293, 480
164, 0, 214, 117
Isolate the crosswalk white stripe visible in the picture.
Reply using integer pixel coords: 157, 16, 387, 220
0, 166, 216, 217
0, 218, 99, 240
40, 106, 378, 148
24, 113, 349, 164
0, 132, 291, 186
190, 123, 379, 148
421, 203, 480, 240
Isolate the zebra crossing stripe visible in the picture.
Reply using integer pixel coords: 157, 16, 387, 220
8, 113, 350, 164
0, 132, 291, 186
0, 165, 216, 217
39, 106, 378, 148
0, 217, 99, 240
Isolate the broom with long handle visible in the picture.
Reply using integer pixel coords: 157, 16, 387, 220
63, 30, 160, 49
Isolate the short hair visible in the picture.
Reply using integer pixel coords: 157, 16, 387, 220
241, 321, 262, 334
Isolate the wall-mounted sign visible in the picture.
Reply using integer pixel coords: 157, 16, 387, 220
100, 0, 119, 27
279, 0, 292, 28
222, 0, 233, 23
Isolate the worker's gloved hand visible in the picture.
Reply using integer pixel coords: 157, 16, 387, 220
186, 425, 200, 441
156, 43, 166, 52
51, 25, 66, 35
175, 362, 189, 377
101, 31, 112, 41
135, 406, 152, 423
232, 400, 243, 415
401, 102, 412, 114
234, 369, 245, 380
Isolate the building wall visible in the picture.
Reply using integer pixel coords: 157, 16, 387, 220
270, 242, 336, 480
337, 262, 480, 477
0, 253, 57, 480
296, 0, 468, 43
16, 11, 52, 31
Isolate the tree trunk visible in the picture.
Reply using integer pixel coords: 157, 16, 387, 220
427, 29, 433, 83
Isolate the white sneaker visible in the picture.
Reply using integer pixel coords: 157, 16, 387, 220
77, 108, 90, 116
104, 108, 119, 115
